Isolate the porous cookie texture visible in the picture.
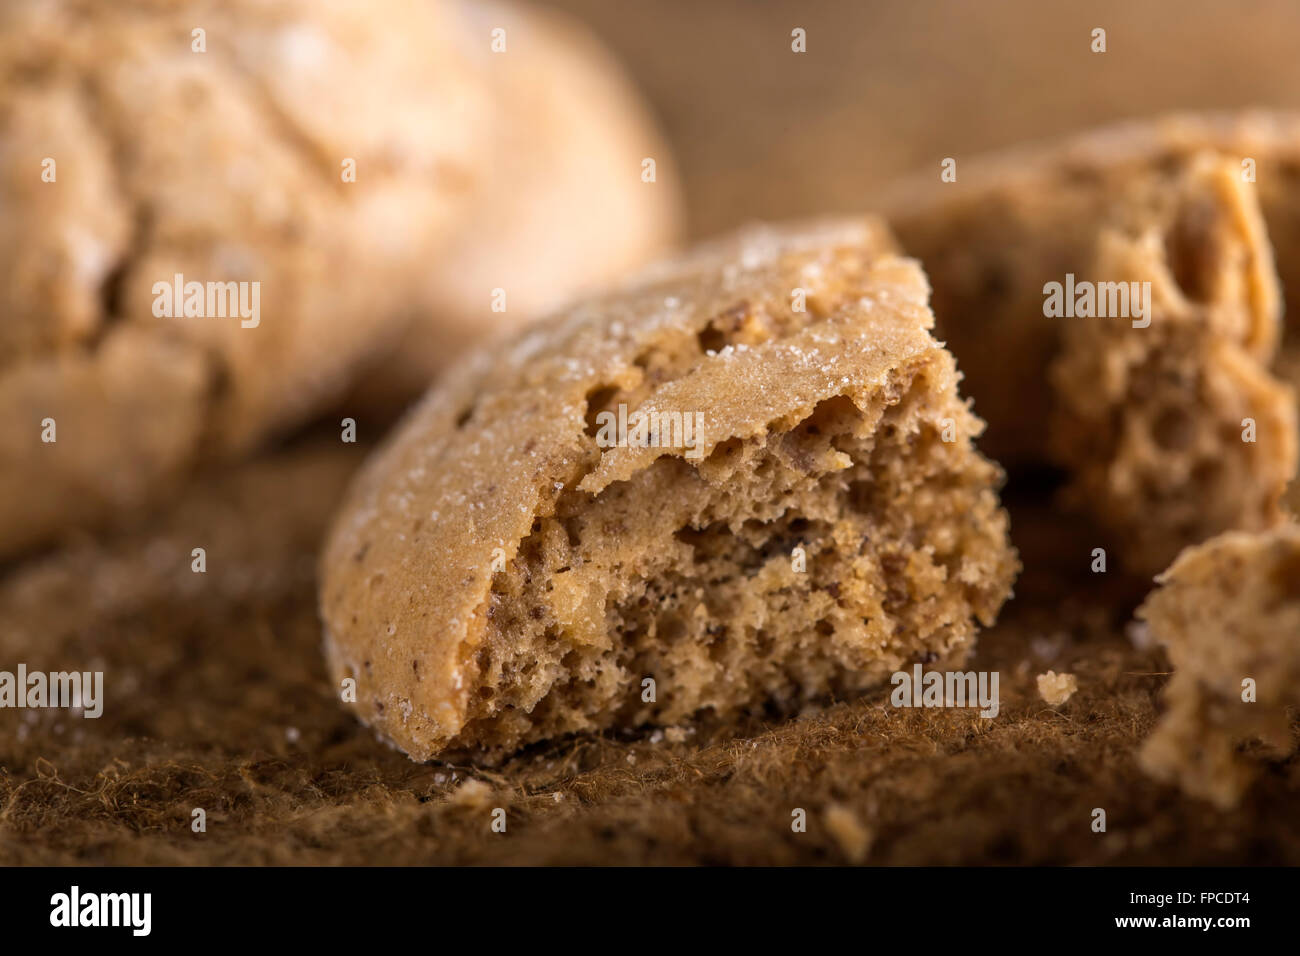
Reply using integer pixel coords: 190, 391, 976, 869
1050, 157, 1297, 576
1138, 525, 1300, 809
882, 110, 1300, 468
320, 219, 1019, 763
346, 0, 682, 415
0, 0, 485, 559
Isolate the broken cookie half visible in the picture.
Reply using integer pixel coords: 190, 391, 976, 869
319, 219, 1019, 763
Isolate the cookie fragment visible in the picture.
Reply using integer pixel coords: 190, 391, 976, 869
1035, 670, 1077, 706
1050, 157, 1297, 576
1137, 525, 1300, 808
319, 219, 1019, 762
883, 111, 1300, 468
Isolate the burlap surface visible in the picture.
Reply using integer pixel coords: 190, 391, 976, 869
4, 0, 1299, 866
2, 441, 1294, 864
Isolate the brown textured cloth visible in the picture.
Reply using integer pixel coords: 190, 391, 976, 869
1, 441, 1296, 864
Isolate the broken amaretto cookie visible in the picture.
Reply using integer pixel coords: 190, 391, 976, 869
1137, 525, 1300, 808
319, 219, 1019, 762
882, 110, 1300, 469
1050, 156, 1297, 576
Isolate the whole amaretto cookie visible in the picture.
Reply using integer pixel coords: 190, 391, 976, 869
320, 219, 1019, 763
0, 0, 487, 558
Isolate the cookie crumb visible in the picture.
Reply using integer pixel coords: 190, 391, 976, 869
824, 803, 872, 863
448, 779, 493, 808
1037, 670, 1078, 706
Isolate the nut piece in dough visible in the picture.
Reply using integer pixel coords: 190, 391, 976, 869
319, 219, 1019, 763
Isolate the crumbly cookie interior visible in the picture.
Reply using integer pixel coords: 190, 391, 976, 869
460, 354, 1015, 754
1050, 159, 1296, 575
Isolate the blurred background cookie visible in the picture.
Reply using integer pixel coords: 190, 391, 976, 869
880, 113, 1300, 471
0, 0, 482, 558
0, 0, 680, 559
